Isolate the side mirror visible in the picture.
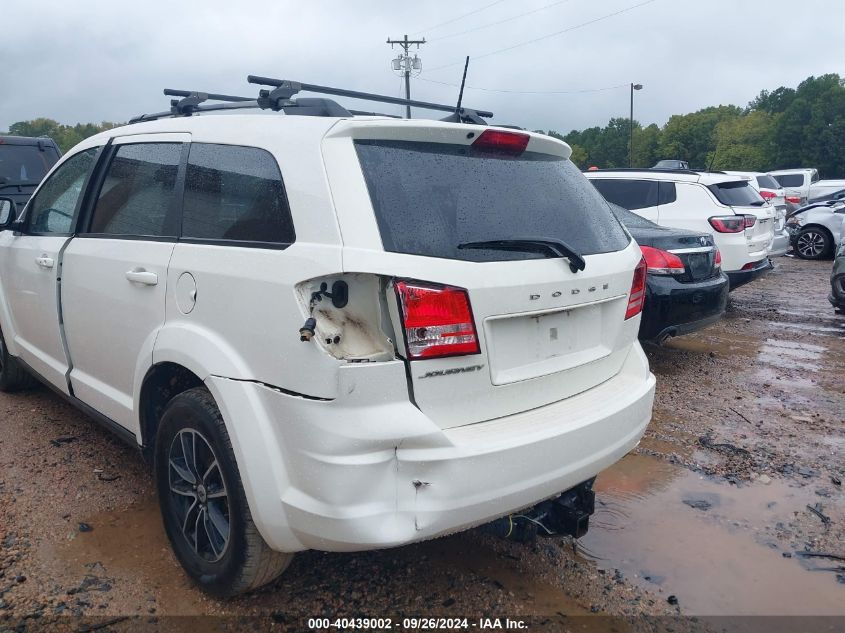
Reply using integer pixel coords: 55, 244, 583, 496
0, 197, 18, 229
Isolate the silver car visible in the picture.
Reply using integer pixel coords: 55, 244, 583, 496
786, 200, 845, 259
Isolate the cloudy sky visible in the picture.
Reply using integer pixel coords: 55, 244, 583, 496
2, 0, 842, 133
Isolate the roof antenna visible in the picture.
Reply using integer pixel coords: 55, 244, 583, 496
706, 142, 719, 173
454, 56, 470, 120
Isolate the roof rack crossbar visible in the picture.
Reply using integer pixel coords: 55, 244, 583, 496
164, 89, 254, 103
130, 100, 261, 124
247, 75, 493, 119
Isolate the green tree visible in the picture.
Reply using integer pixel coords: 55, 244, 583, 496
711, 110, 776, 171
658, 105, 743, 168
5, 118, 120, 152
632, 123, 661, 168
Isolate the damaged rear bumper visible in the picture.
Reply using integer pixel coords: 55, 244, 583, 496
206, 344, 655, 553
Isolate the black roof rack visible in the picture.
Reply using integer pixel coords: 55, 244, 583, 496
130, 75, 493, 124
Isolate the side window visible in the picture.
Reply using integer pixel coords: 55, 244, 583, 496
658, 181, 677, 205
181, 143, 295, 245
88, 143, 181, 237
590, 179, 658, 211
27, 148, 98, 234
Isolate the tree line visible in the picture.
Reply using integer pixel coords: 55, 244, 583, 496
541, 74, 845, 178
2, 118, 120, 153
3, 74, 843, 177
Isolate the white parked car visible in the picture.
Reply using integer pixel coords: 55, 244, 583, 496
786, 200, 845, 259
585, 169, 775, 289
770, 168, 819, 207
0, 84, 655, 597
724, 171, 789, 256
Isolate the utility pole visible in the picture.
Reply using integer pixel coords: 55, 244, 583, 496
629, 82, 643, 167
387, 34, 425, 118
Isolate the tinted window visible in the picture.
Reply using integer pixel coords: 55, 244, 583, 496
181, 144, 294, 245
658, 181, 677, 205
355, 140, 628, 262
756, 175, 780, 190
0, 144, 60, 185
773, 174, 804, 188
708, 181, 765, 207
608, 203, 659, 229
89, 143, 181, 236
590, 179, 658, 211
27, 148, 98, 234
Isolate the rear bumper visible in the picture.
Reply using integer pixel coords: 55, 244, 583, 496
768, 230, 790, 257
206, 344, 655, 553
639, 272, 729, 341
725, 258, 773, 290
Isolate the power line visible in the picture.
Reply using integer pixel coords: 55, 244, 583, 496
429, 0, 574, 42
412, 0, 511, 35
425, 0, 660, 73
418, 77, 628, 95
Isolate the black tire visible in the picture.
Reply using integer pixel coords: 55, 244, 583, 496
154, 387, 293, 597
794, 227, 833, 260
0, 326, 38, 392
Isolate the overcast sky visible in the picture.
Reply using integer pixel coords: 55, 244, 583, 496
2, 0, 842, 133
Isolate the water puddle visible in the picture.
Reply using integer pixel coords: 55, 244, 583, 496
579, 454, 844, 616
758, 339, 825, 372
769, 321, 845, 336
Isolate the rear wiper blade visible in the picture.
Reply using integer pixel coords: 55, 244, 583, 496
458, 238, 586, 273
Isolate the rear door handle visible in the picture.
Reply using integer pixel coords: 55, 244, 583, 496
125, 269, 158, 286
35, 256, 54, 269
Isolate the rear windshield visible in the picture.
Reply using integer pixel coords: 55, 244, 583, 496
708, 181, 765, 207
354, 140, 629, 262
608, 203, 659, 229
756, 175, 780, 190
0, 144, 60, 185
773, 174, 804, 188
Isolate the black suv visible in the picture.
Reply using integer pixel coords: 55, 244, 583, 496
0, 136, 62, 208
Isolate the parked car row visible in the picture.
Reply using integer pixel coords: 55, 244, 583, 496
585, 169, 775, 285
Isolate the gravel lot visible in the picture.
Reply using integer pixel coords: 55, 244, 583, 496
1, 256, 842, 629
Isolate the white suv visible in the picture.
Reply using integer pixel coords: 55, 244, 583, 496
724, 171, 789, 256
585, 169, 775, 289
0, 85, 655, 597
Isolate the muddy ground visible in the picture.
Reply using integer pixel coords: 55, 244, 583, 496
0, 256, 842, 630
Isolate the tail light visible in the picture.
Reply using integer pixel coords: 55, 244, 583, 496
741, 260, 763, 271
640, 245, 685, 275
471, 129, 530, 155
394, 280, 480, 360
714, 249, 722, 269
625, 257, 647, 320
785, 195, 801, 205
759, 190, 777, 201
708, 216, 745, 233
743, 214, 757, 229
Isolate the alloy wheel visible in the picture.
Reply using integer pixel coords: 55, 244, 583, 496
168, 429, 231, 562
796, 231, 826, 258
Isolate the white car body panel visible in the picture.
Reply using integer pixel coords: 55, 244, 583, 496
0, 234, 72, 391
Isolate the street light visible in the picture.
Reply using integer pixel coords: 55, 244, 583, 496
630, 83, 643, 168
